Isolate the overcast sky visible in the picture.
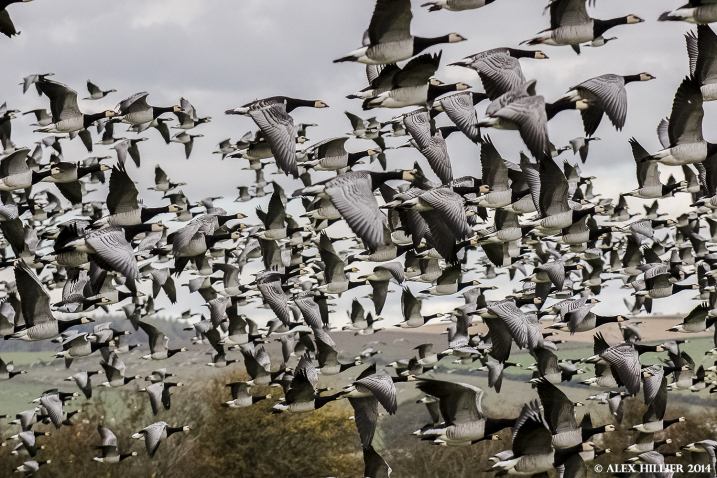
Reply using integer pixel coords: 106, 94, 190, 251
0, 0, 707, 324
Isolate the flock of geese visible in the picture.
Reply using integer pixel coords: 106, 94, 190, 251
4, 0, 717, 477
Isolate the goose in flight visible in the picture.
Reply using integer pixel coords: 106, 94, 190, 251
584, 332, 643, 396
138, 321, 187, 360
449, 48, 548, 100
340, 364, 398, 448
11, 260, 94, 341
421, 0, 498, 12
522, 0, 644, 55
0, 0, 33, 38
131, 421, 190, 458
94, 425, 137, 463
686, 26, 717, 101
35, 79, 117, 133
115, 92, 180, 126
660, 1, 717, 24
477, 81, 551, 159
294, 169, 415, 252
246, 100, 303, 176
272, 355, 340, 413
415, 378, 516, 446
95, 162, 183, 226
360, 53, 470, 110
84, 80, 116, 100
20, 73, 53, 95
334, 0, 466, 64
402, 108, 454, 183
302, 137, 378, 172
650, 75, 716, 166
225, 96, 328, 116
560, 73, 656, 136
437, 91, 488, 142
623, 138, 685, 199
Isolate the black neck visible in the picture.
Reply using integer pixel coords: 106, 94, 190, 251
83, 111, 108, 127
485, 417, 517, 435
457, 281, 474, 291
457, 238, 475, 251
339, 362, 358, 372
165, 426, 185, 436
472, 92, 490, 105
554, 443, 586, 465
511, 188, 531, 202
635, 344, 659, 354
315, 394, 340, 409
589, 227, 613, 241
348, 150, 370, 166
507, 48, 538, 59
582, 426, 607, 441
673, 283, 694, 292
413, 35, 450, 55
663, 183, 682, 195
622, 74, 642, 84
545, 98, 578, 120
707, 142, 717, 157
217, 215, 239, 226
453, 184, 485, 195
663, 418, 682, 428
123, 223, 157, 240
439, 125, 461, 138
206, 233, 232, 248
514, 297, 534, 307
573, 207, 596, 221
31, 170, 53, 183
369, 170, 404, 189
348, 280, 368, 290
58, 317, 85, 333
595, 315, 619, 326
77, 164, 102, 179
282, 268, 302, 280
428, 83, 461, 102
119, 453, 134, 461
153, 106, 175, 118
91, 342, 108, 352
286, 98, 318, 112
140, 206, 170, 223
594, 17, 630, 37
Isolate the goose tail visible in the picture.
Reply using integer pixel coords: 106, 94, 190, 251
520, 37, 543, 46
421, 2, 443, 11
333, 55, 358, 63
658, 12, 681, 22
